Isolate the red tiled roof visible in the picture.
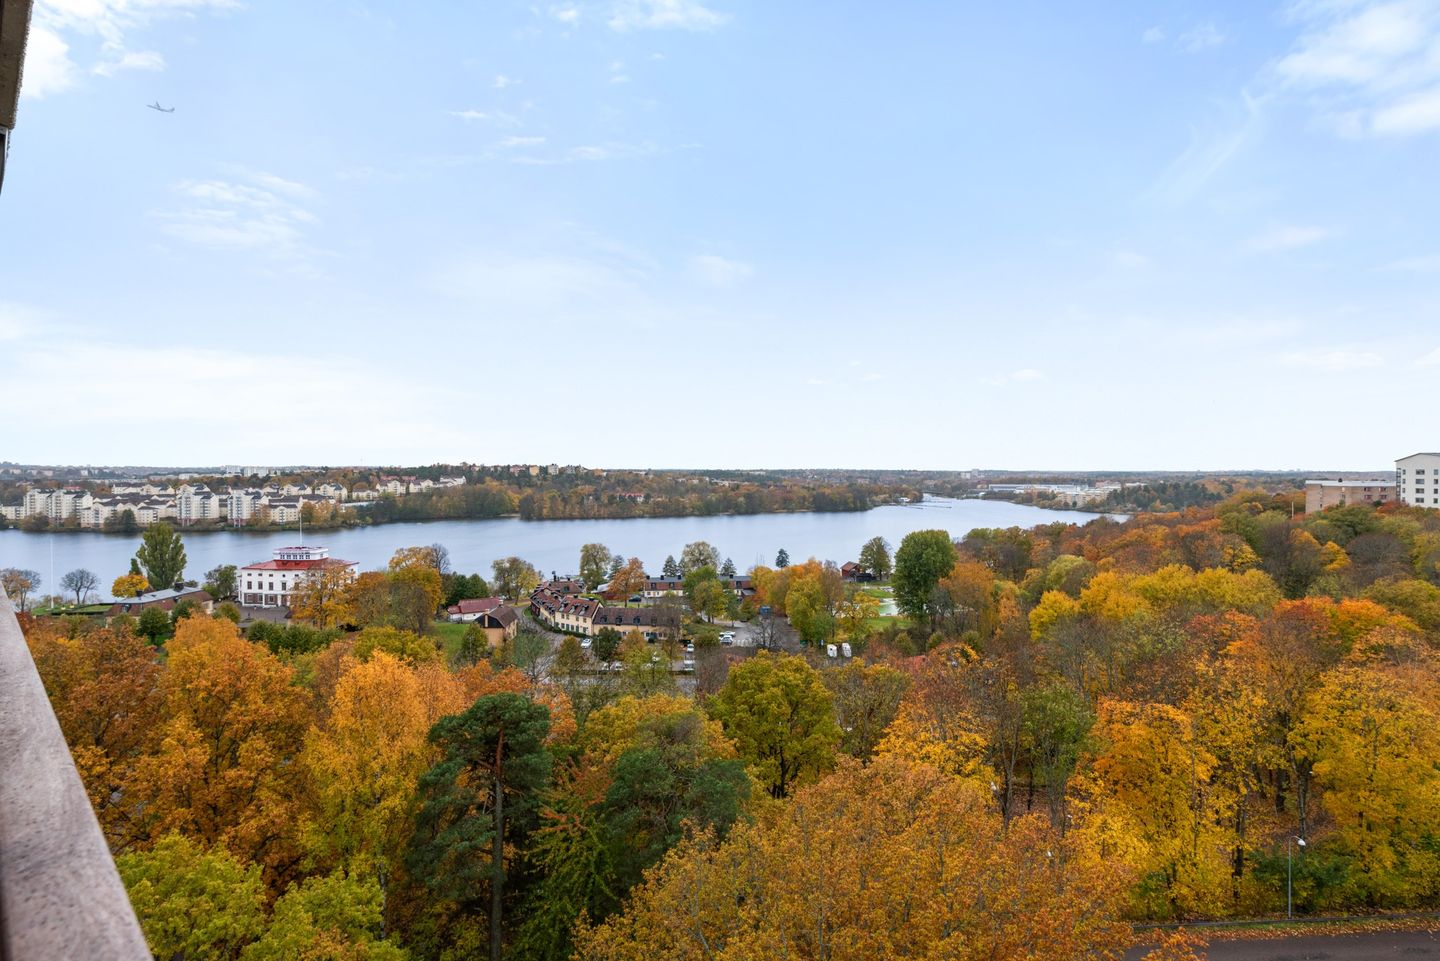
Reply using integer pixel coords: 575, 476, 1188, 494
240, 558, 357, 571
448, 597, 503, 615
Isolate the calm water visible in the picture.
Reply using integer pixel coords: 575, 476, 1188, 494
0, 498, 1120, 587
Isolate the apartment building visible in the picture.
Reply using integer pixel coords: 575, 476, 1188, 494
1396, 453, 1440, 507
1305, 478, 1396, 513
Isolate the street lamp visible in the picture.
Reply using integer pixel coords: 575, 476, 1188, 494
1287, 836, 1306, 919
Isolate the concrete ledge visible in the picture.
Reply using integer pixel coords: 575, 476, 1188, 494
0, 594, 150, 960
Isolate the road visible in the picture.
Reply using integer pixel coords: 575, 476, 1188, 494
1127, 929, 1440, 960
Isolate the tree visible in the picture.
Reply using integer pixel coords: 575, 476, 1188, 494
824, 660, 909, 760
290, 565, 355, 629
304, 651, 467, 886
204, 564, 238, 601
136, 522, 187, 591
893, 529, 958, 624
103, 509, 139, 534
344, 571, 393, 628
117, 833, 266, 961
711, 651, 841, 798
835, 591, 881, 645
607, 555, 625, 579
137, 606, 171, 644
579, 543, 614, 591
593, 627, 622, 665
720, 557, 737, 578
607, 558, 648, 600
111, 573, 149, 598
775, 548, 790, 568
390, 564, 445, 634
60, 568, 98, 605
858, 535, 893, 580
491, 556, 541, 601
682, 566, 727, 623
408, 693, 553, 961
661, 555, 680, 578
1, 568, 40, 611
242, 872, 406, 961
680, 541, 720, 576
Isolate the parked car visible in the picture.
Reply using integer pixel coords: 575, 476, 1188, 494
685, 642, 695, 654
841, 642, 852, 658
719, 631, 735, 645
826, 644, 838, 658
581, 637, 592, 649
682, 659, 695, 672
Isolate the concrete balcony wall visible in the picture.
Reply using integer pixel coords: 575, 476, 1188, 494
0, 594, 150, 960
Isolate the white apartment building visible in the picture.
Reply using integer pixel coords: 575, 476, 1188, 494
1396, 453, 1440, 507
238, 546, 358, 609
176, 485, 227, 525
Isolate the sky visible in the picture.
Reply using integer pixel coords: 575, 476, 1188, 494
3, 0, 1439, 471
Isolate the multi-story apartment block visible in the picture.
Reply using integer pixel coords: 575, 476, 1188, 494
1305, 478, 1396, 513
1396, 453, 1440, 507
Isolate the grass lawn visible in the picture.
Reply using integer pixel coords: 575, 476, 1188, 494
431, 620, 468, 660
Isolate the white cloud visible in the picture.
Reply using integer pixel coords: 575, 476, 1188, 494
1111, 249, 1150, 269
448, 109, 519, 125
1279, 347, 1383, 370
982, 368, 1047, 386
25, 0, 236, 98
91, 48, 164, 76
1179, 22, 1227, 51
1416, 346, 1440, 367
608, 0, 727, 31
688, 254, 753, 287
1275, 0, 1440, 136
550, 4, 581, 24
499, 135, 547, 148
566, 141, 659, 161
1148, 91, 1263, 204
156, 170, 319, 255
493, 74, 518, 89
20, 25, 79, 98
1142, 26, 1166, 44
1246, 224, 1338, 251
1384, 253, 1440, 271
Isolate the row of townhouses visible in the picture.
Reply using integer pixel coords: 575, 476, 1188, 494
527, 576, 754, 641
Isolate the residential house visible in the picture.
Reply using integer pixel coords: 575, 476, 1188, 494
1305, 478, 1396, 513
238, 546, 357, 609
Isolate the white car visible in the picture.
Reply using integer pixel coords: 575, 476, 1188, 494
826, 644, 838, 658
840, 642, 852, 658
581, 637, 592, 649
682, 659, 695, 672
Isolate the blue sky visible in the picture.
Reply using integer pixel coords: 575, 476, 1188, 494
4, 0, 1439, 471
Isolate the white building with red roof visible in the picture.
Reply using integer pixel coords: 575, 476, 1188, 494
238, 545, 357, 609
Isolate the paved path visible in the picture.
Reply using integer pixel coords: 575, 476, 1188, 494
1127, 929, 1440, 960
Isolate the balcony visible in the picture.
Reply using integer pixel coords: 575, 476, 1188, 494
0, 594, 150, 959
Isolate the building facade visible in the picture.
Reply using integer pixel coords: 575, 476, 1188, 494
1396, 453, 1440, 508
1305, 478, 1396, 513
238, 546, 357, 609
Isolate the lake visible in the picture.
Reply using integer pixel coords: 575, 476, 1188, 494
0, 498, 1121, 589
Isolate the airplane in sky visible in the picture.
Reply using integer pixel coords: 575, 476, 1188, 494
147, 102, 175, 113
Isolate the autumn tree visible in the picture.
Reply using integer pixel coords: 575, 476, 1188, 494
118, 833, 266, 961
491, 556, 541, 600
344, 571, 394, 628
711, 651, 840, 798
135, 522, 187, 590
130, 617, 309, 886
111, 572, 149, 598
408, 693, 553, 961
243, 872, 407, 961
2, 567, 41, 610
290, 564, 355, 628
682, 566, 728, 622
607, 557, 648, 600
823, 660, 909, 760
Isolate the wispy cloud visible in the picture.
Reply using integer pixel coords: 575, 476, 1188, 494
25, 0, 237, 98
1383, 253, 1440, 272
155, 169, 320, 258
1279, 347, 1383, 371
1416, 346, 1440, 367
1179, 22, 1227, 51
608, 0, 727, 31
499, 135, 547, 148
982, 368, 1046, 386
1110, 249, 1150, 269
1246, 224, 1337, 252
1274, 0, 1440, 136
1142, 26, 1166, 44
493, 74, 518, 89
447, 109, 520, 125
688, 254, 753, 287
1148, 91, 1264, 204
